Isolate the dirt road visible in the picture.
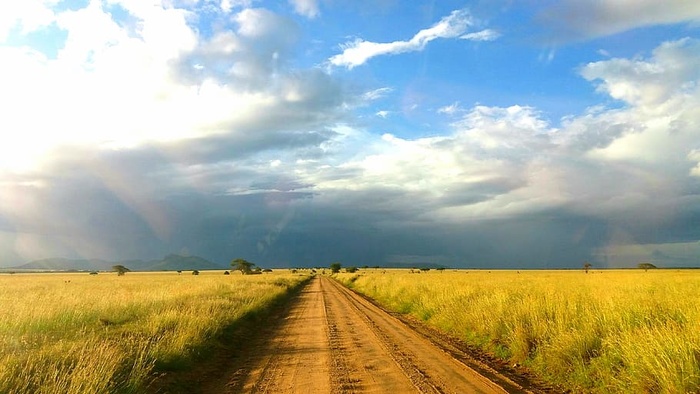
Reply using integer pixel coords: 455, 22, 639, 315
200, 276, 530, 394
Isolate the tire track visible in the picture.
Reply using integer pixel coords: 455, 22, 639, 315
241, 277, 331, 393
321, 278, 357, 393
324, 277, 509, 394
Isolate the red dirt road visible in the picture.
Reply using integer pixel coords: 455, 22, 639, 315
203, 276, 529, 393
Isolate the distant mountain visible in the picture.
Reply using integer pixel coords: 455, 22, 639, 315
11, 254, 226, 272
14, 258, 115, 271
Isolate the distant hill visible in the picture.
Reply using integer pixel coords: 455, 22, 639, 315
11, 254, 226, 272
14, 258, 115, 271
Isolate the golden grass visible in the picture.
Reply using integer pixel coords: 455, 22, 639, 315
0, 270, 308, 394
335, 269, 700, 393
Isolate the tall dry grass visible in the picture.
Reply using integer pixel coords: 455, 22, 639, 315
0, 271, 307, 393
336, 269, 700, 393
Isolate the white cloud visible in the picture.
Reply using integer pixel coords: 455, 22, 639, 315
688, 152, 700, 180
362, 87, 392, 101
0, 2, 200, 167
289, 0, 320, 19
297, 105, 556, 220
437, 101, 462, 115
301, 39, 700, 229
376, 110, 389, 118
539, 0, 700, 41
689, 150, 700, 177
460, 29, 500, 41
220, 0, 233, 13
0, 3, 336, 172
328, 9, 476, 69
580, 38, 700, 107
236, 8, 290, 38
0, 0, 57, 41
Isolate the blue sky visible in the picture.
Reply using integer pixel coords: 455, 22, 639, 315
1, 0, 700, 268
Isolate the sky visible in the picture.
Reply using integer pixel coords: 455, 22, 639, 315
1, 0, 700, 269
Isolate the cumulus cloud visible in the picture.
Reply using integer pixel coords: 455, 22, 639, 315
296, 39, 700, 265
580, 38, 700, 107
328, 9, 476, 69
538, 0, 700, 41
0, 2, 353, 265
0, 3, 342, 174
690, 150, 700, 177
289, 0, 320, 18
0, 0, 57, 41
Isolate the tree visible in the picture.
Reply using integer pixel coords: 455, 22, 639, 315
330, 262, 342, 273
192, 270, 200, 275
638, 262, 657, 272
112, 265, 130, 276
345, 266, 358, 273
583, 262, 592, 273
232, 258, 254, 275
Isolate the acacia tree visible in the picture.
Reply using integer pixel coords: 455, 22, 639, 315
112, 265, 130, 276
583, 262, 592, 274
638, 262, 657, 272
232, 258, 254, 275
330, 262, 342, 273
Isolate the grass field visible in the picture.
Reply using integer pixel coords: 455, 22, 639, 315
335, 269, 700, 393
0, 270, 309, 394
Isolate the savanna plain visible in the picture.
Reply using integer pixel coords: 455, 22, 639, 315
0, 271, 309, 393
1, 268, 699, 393
336, 269, 700, 393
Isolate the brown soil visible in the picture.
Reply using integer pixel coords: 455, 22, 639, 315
151, 276, 551, 393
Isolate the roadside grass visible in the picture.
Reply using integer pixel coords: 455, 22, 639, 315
334, 269, 700, 393
0, 271, 309, 393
